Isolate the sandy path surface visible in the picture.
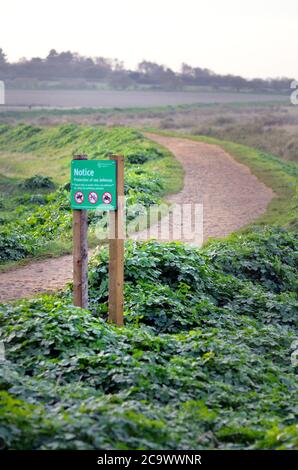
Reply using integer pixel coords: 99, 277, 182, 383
0, 255, 75, 302
0, 134, 273, 302
135, 133, 273, 243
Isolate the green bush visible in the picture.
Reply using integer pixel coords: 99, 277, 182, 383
125, 147, 163, 164
207, 228, 298, 293
88, 228, 298, 332
20, 175, 55, 190
0, 231, 32, 261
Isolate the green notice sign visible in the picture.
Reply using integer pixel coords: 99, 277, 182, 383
71, 160, 117, 210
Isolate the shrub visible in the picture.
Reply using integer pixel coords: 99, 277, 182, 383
20, 175, 55, 190
88, 228, 298, 332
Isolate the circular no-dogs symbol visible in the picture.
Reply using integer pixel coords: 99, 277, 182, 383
88, 191, 98, 204
74, 191, 84, 204
102, 192, 112, 204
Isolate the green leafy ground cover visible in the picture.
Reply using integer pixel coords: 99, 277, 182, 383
0, 124, 182, 266
0, 228, 297, 449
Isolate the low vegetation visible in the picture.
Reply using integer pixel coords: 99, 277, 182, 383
156, 104, 298, 164
0, 228, 297, 449
190, 114, 298, 164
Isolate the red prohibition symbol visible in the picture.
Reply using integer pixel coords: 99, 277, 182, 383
102, 192, 112, 204
88, 191, 98, 204
74, 191, 84, 204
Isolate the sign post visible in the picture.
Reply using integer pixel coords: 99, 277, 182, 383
71, 155, 124, 325
72, 155, 88, 309
108, 155, 124, 326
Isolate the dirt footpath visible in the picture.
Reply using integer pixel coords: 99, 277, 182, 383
139, 133, 273, 242
0, 255, 74, 301
0, 134, 273, 302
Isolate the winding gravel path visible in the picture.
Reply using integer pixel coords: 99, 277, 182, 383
0, 134, 273, 302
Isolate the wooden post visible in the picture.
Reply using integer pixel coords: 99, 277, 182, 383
73, 155, 88, 309
108, 155, 124, 326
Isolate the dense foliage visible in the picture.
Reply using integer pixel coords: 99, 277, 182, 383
0, 227, 297, 449
0, 124, 178, 262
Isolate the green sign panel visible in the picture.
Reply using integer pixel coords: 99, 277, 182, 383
71, 160, 117, 210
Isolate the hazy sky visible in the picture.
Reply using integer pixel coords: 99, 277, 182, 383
1, 0, 298, 78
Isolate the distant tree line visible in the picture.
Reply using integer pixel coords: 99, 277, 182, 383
0, 48, 293, 93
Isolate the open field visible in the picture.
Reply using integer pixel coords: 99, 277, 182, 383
1, 89, 288, 109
